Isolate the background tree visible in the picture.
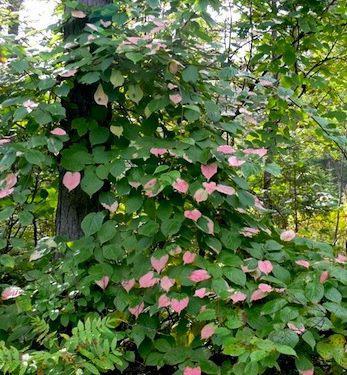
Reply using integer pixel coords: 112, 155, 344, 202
0, 1, 346, 374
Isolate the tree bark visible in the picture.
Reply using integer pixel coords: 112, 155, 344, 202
8, 0, 22, 36
262, 0, 278, 209
55, 0, 112, 240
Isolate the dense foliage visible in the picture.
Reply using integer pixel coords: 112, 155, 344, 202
0, 0, 346, 374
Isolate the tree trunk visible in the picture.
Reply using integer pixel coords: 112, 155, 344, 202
8, 0, 22, 36
55, 0, 112, 240
262, 0, 278, 209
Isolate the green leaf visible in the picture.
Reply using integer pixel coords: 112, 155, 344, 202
276, 345, 297, 356
305, 281, 324, 303
221, 229, 241, 250
0, 255, 15, 268
261, 299, 287, 315
125, 52, 144, 64
81, 212, 105, 236
11, 59, 29, 73
302, 331, 316, 350
138, 220, 159, 237
79, 71, 100, 84
161, 216, 183, 237
13, 107, 27, 122
110, 70, 124, 87
30, 109, 52, 125
125, 195, 143, 213
97, 221, 116, 244
205, 100, 221, 122
89, 126, 109, 146
182, 65, 199, 83
265, 163, 281, 177
269, 329, 299, 348
18, 211, 34, 226
223, 338, 246, 356
61, 146, 92, 171
250, 350, 269, 362
223, 268, 246, 286
81, 168, 104, 197
110, 160, 126, 178
38, 78, 56, 90
322, 302, 347, 321
126, 84, 143, 103
24, 150, 46, 165
325, 287, 342, 303
103, 244, 124, 261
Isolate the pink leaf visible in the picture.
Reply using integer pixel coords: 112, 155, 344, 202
202, 181, 217, 194
0, 188, 14, 199
228, 156, 245, 167
0, 138, 12, 146
158, 294, 171, 308
121, 279, 135, 293
230, 292, 247, 304
94, 84, 108, 107
206, 218, 214, 235
23, 100, 38, 111
63, 172, 81, 192
217, 145, 235, 154
143, 178, 157, 190
216, 184, 235, 196
170, 296, 189, 314
319, 271, 329, 284
240, 227, 260, 237
151, 255, 169, 273
201, 324, 215, 340
1, 286, 23, 301
169, 93, 182, 105
194, 188, 208, 203
254, 196, 265, 210
280, 230, 296, 241
194, 288, 207, 298
183, 367, 201, 375
71, 10, 86, 18
258, 283, 273, 293
150, 147, 167, 157
257, 260, 273, 275
5, 173, 17, 189
59, 69, 77, 78
169, 246, 182, 255
251, 289, 266, 301
243, 148, 267, 157
189, 269, 211, 283
335, 254, 347, 264
287, 322, 305, 335
160, 276, 175, 292
100, 20, 111, 27
50, 127, 67, 136
183, 251, 196, 264
201, 163, 217, 180
172, 178, 189, 194
129, 181, 141, 189
300, 369, 314, 375
129, 302, 144, 319
184, 209, 202, 222
101, 201, 118, 213
139, 271, 158, 288
95, 276, 109, 290
295, 260, 310, 269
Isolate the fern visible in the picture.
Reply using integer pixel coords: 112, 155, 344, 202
0, 317, 123, 374
0, 342, 24, 374
64, 317, 122, 373
31, 316, 58, 348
